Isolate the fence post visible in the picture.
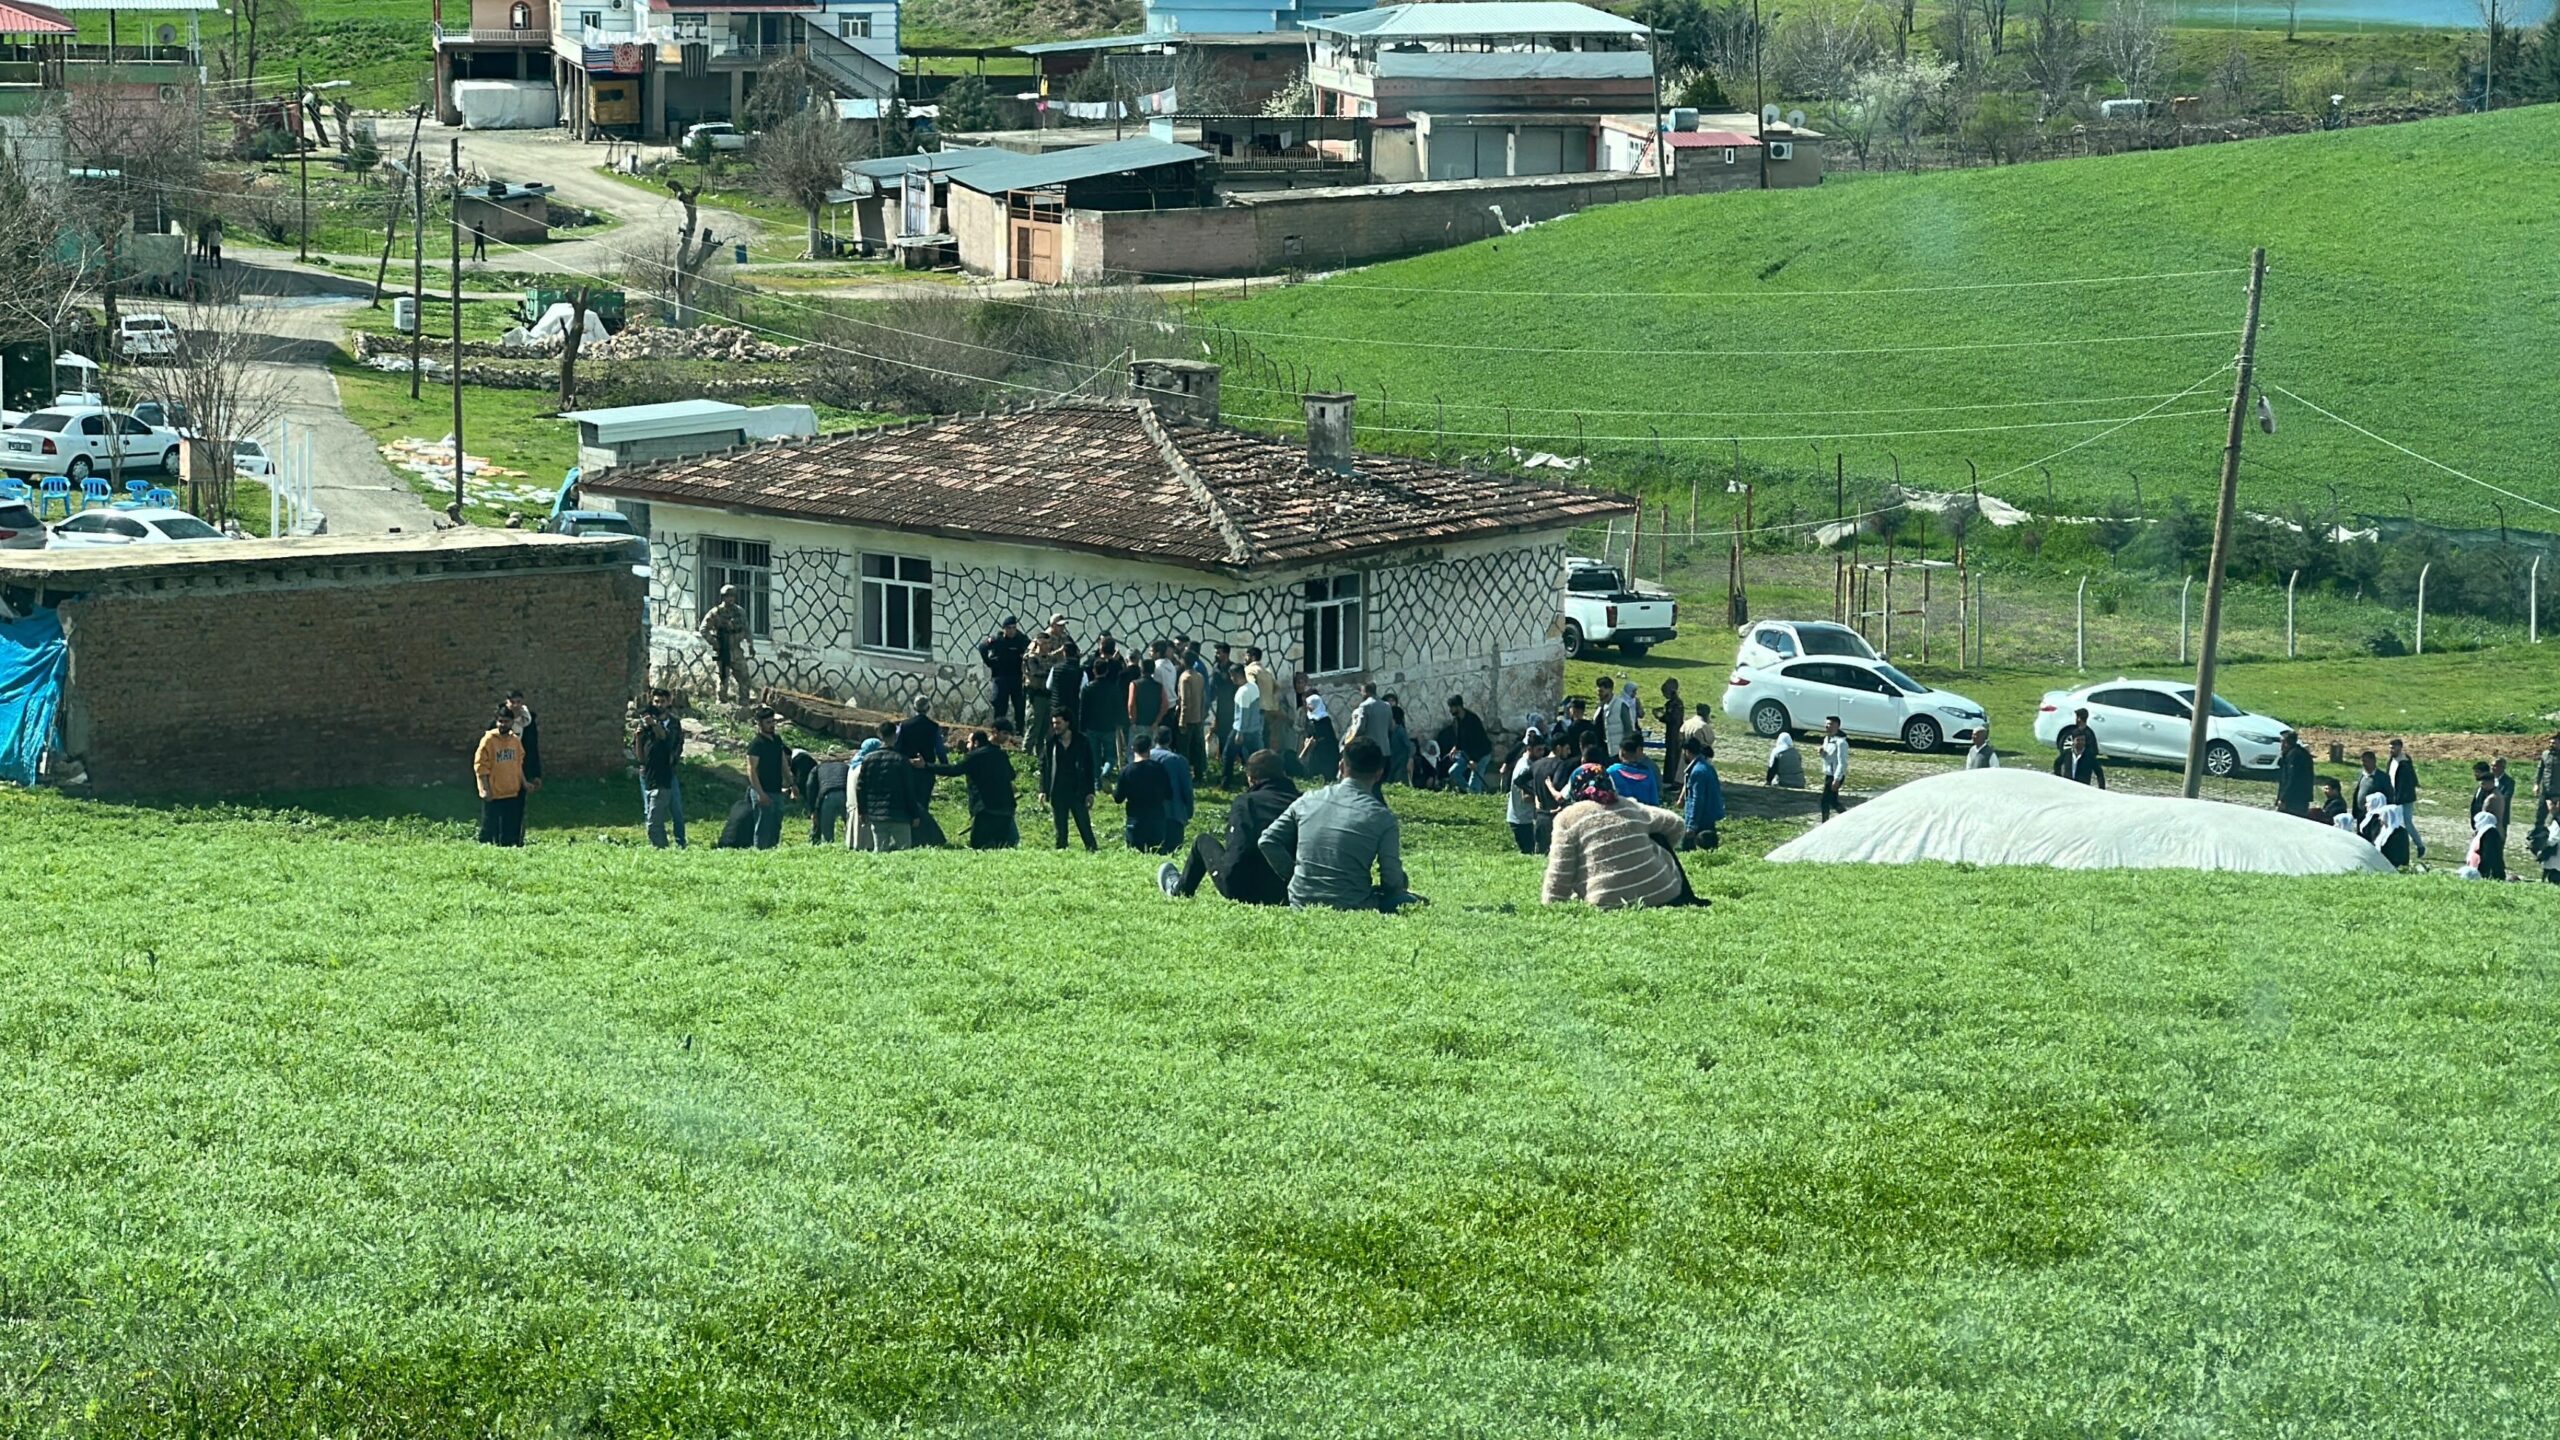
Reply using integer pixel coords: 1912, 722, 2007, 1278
1975, 571, 1986, 668
2179, 573, 2192, 664
2532, 554, 2542, 644
2416, 562, 2431, 656
2286, 569, 2299, 658
2076, 574, 2087, 672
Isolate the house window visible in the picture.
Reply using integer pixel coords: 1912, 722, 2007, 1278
1300, 574, 1363, 675
670, 11, 707, 36
1723, 146, 1736, 163
701, 537, 772, 639
579, 10, 602, 29
838, 13, 872, 38
509, 1, 531, 29
860, 552, 934, 655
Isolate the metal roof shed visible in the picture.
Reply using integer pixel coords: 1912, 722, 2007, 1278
1302, 3, 1649, 39
945, 137, 1215, 197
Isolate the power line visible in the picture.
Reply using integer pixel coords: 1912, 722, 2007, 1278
1218, 406, 2229, 446
1249, 266, 2255, 300
1209, 383, 2212, 422
1975, 364, 2237, 485
2263, 382, 2560, 519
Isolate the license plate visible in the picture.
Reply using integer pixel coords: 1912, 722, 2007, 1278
2, 441, 27, 453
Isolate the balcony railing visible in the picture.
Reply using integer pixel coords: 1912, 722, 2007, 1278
436, 26, 549, 46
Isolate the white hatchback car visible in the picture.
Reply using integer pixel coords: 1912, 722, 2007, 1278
1725, 653, 1988, 753
2034, 679, 2288, 777
49, 505, 229, 547
118, 313, 180, 361
1735, 619, 1879, 669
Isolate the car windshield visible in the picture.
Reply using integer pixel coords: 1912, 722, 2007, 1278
1567, 567, 1622, 592
1873, 663, 1928, 694
16, 413, 72, 433
2174, 688, 2245, 718
234, 440, 264, 457
1796, 625, 1878, 659
153, 515, 222, 540
576, 514, 637, 535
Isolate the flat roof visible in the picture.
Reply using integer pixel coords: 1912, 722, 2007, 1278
561, 399, 746, 426
0, 530, 631, 590
1015, 30, 1308, 54
842, 145, 1000, 183
1304, 3, 1647, 39
947, 137, 1211, 196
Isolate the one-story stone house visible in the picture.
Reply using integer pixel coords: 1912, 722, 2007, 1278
580, 360, 1629, 730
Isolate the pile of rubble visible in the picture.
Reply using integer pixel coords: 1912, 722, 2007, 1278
590, 325, 804, 364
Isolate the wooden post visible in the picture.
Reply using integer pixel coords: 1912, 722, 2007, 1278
449, 137, 466, 521
410, 161, 425, 401
2180, 247, 2267, 798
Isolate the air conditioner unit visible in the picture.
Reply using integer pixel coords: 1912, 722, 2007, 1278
1768, 141, 1794, 161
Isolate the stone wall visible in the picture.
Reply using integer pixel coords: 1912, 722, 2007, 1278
55, 562, 648, 796
630, 503, 1570, 732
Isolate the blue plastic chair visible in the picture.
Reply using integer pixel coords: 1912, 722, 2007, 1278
144, 487, 177, 508
124, 480, 150, 503
0, 479, 26, 504
79, 476, 111, 509
36, 476, 70, 519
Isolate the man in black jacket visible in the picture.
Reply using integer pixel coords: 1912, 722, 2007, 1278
2274, 730, 2314, 817
805, 752, 850, 845
1114, 740, 1178, 854
2057, 730, 2107, 789
2053, 707, 2096, 764
2387, 737, 2424, 858
929, 729, 1019, 849
978, 617, 1031, 732
1039, 711, 1098, 851
1162, 749, 1298, 902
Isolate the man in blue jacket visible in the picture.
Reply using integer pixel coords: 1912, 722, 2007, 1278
1681, 735, 1725, 851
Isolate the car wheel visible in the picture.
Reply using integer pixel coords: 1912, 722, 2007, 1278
1618, 642, 1651, 659
66, 456, 90, 481
1561, 620, 1587, 659
160, 447, 180, 474
1903, 716, 1943, 754
2204, 740, 2238, 778
1750, 699, 1790, 738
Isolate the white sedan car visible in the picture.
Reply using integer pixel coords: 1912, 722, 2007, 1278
0, 407, 183, 481
2034, 679, 2288, 777
49, 505, 230, 548
683, 122, 750, 152
230, 437, 277, 479
1724, 653, 1988, 753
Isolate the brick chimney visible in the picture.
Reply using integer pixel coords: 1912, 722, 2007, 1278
1303, 392, 1355, 474
1129, 358, 1221, 425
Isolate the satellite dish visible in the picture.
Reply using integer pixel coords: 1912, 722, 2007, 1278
156, 22, 175, 43
2256, 394, 2276, 435
1786, 108, 1806, 128
1760, 104, 1779, 126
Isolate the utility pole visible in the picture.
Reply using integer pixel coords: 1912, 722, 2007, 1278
1649, 34, 1668, 198
410, 159, 426, 401
296, 64, 311, 262
2180, 247, 2268, 798
1754, 0, 1769, 190
448, 136, 465, 521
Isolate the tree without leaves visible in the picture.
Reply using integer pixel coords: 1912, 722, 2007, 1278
142, 290, 295, 524
558, 286, 592, 408
51, 84, 210, 340
660, 180, 725, 327
2017, 0, 2086, 119
0, 141, 94, 399
755, 106, 859, 260
1971, 0, 2009, 57
1775, 0, 1886, 100
2095, 0, 2169, 104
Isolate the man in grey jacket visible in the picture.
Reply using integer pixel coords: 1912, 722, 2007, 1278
1258, 739, 1416, 912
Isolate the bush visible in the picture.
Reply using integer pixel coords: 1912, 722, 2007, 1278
935, 74, 1002, 134
2363, 627, 2409, 657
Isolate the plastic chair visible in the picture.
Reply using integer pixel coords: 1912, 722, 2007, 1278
124, 480, 150, 504
0, 479, 26, 504
36, 476, 70, 520
79, 476, 111, 509
144, 487, 177, 508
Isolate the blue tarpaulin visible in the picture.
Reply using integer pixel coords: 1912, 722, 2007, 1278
0, 609, 66, 785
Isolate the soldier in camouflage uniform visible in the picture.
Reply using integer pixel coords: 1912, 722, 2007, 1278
698, 584, 755, 706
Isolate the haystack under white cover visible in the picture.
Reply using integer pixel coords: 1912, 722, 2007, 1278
1767, 768, 2394, 875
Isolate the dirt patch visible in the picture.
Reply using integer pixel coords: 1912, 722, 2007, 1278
2296, 727, 2556, 763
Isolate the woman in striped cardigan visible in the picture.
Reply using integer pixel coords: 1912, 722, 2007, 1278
1540, 765, 1702, 911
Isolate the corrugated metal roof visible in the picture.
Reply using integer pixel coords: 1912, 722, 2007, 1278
843, 146, 1000, 182
1669, 129, 1759, 148
947, 137, 1211, 196
1304, 3, 1647, 39
0, 2, 72, 34
1014, 31, 1153, 54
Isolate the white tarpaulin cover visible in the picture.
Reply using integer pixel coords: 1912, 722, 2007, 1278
524, 302, 610, 346
1767, 768, 2395, 875
454, 81, 559, 131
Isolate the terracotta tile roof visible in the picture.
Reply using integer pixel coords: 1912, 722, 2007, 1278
585, 400, 1631, 575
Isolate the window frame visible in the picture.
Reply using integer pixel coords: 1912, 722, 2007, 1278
1300, 573, 1365, 676
837, 13, 871, 38
699, 536, 773, 640
858, 550, 935, 657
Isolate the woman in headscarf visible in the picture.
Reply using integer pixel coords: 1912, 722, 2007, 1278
2357, 791, 2411, 870
2461, 808, 2505, 881
1764, 730, 1806, 788
1540, 764, 1700, 910
850, 737, 920, 853
1297, 691, 1339, 780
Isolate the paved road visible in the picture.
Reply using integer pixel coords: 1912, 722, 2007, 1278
235, 288, 442, 537
419, 120, 742, 282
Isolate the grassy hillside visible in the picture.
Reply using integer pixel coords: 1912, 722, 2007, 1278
1205, 106, 2560, 531
3, 779, 2558, 1434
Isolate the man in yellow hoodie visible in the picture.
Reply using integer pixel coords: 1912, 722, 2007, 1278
474, 706, 527, 846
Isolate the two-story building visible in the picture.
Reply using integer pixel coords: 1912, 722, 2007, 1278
434, 0, 555, 127
549, 0, 902, 141
1302, 2, 1653, 120
1, 0, 210, 124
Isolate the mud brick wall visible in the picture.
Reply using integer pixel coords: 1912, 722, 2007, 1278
56, 565, 647, 796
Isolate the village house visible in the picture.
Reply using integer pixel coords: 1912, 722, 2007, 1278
579, 359, 1629, 728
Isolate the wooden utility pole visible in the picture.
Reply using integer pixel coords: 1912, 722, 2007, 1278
2180, 247, 2268, 798
296, 64, 311, 262
373, 105, 428, 305
410, 160, 425, 400
448, 136, 465, 521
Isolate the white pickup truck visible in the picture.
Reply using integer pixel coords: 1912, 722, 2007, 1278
1560, 556, 1678, 659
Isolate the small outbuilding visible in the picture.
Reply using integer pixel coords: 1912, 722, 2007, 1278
561, 399, 819, 473
943, 137, 1214, 282
453, 179, 558, 244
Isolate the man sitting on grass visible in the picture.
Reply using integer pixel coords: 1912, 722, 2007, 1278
1160, 749, 1298, 903
1257, 739, 1421, 912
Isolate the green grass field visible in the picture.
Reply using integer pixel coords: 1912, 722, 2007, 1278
331, 362, 579, 521
1202, 106, 2560, 532
1, 766, 2556, 1434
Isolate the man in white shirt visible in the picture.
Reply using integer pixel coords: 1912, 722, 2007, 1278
1964, 724, 1999, 770
1818, 715, 1850, 822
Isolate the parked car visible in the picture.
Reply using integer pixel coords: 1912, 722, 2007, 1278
1560, 555, 1677, 658
230, 437, 276, 479
0, 499, 48, 549
0, 407, 183, 481
117, 313, 179, 361
129, 399, 197, 433
2032, 678, 2288, 777
541, 508, 649, 575
1724, 652, 1988, 753
48, 505, 229, 548
1735, 619, 1880, 669
682, 122, 749, 152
